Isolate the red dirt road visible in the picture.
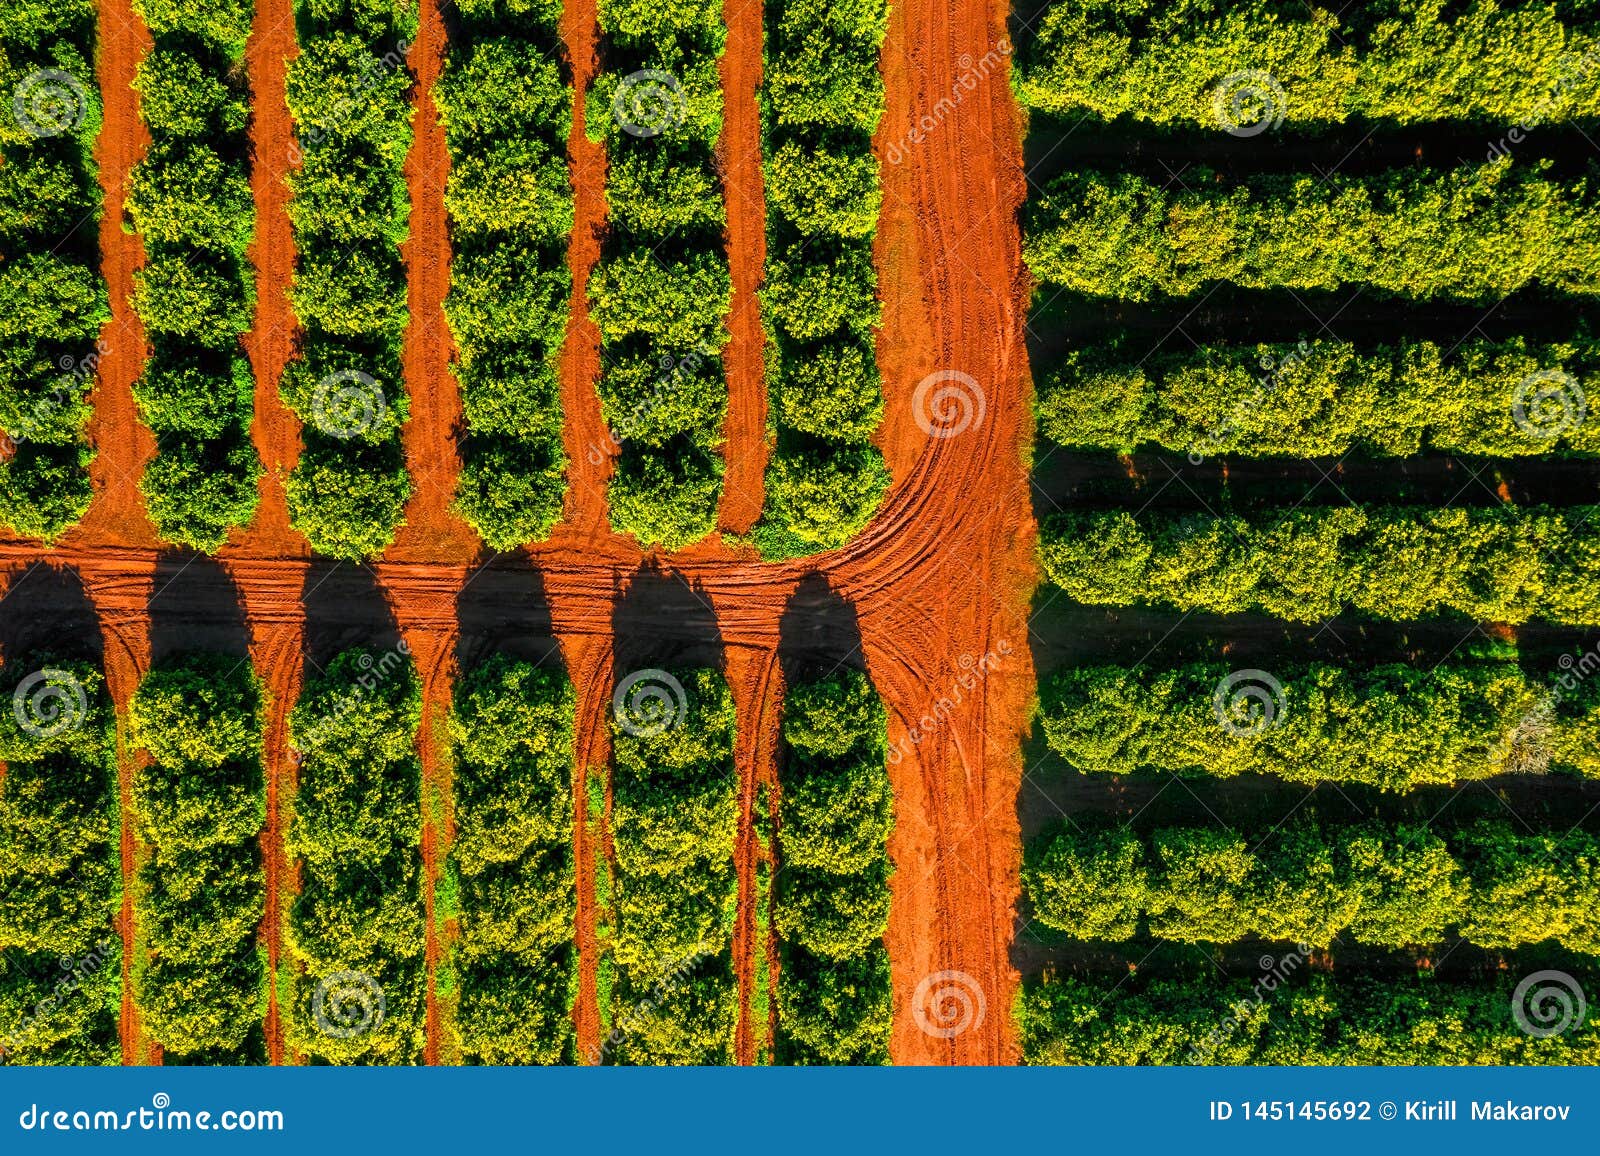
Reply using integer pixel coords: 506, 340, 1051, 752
90, 0, 157, 1067
563, 634, 613, 1062
394, 0, 476, 562
559, 0, 612, 536
237, 0, 307, 1064
724, 642, 781, 1064
241, 0, 305, 561
716, 0, 769, 535
391, 0, 473, 1064
865, 0, 1033, 1065
84, 0, 156, 549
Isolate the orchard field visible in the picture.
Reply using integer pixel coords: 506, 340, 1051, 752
1018, 0, 1600, 1063
0, 0, 1029, 1065
3, 0, 1596, 1069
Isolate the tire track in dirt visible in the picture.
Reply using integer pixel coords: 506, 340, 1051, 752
81, 0, 156, 549
715, 0, 768, 534
81, 558, 156, 1064
392, 0, 476, 563
242, 0, 306, 559
723, 638, 782, 1063
375, 562, 467, 1065
556, 631, 613, 1061
558, 0, 611, 536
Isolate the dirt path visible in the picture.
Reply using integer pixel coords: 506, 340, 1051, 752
391, 0, 476, 563
724, 641, 781, 1063
82, 0, 155, 548
557, 633, 613, 1061
558, 0, 611, 536
233, 0, 309, 1065
239, 596, 302, 1065
865, 0, 1034, 1063
82, 559, 156, 1064
382, 0, 477, 1065
376, 565, 466, 1065
242, 0, 305, 559
87, 0, 156, 1065
715, 0, 768, 534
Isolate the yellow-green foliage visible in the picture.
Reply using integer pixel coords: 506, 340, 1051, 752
1019, 0, 1600, 126
1026, 817, 1600, 952
284, 647, 425, 1065
775, 670, 893, 1065
0, 0, 106, 541
1021, 972, 1600, 1065
1040, 505, 1600, 625
607, 668, 738, 1064
1038, 336, 1600, 457
448, 654, 576, 1064
0, 654, 119, 1064
438, 11, 573, 549
1040, 661, 1598, 788
1026, 159, 1600, 302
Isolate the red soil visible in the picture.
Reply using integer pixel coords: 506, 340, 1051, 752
83, 556, 156, 1064
391, 0, 477, 562
1, 0, 1035, 1069
384, 0, 477, 1065
857, 0, 1033, 1064
87, 0, 157, 1065
715, 0, 769, 534
240, 0, 306, 560
724, 641, 781, 1063
375, 564, 468, 1065
80, 0, 156, 549
233, 0, 308, 1064
558, 0, 612, 537
557, 634, 613, 1062
228, 564, 305, 1066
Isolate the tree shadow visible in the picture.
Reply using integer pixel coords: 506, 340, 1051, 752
0, 562, 100, 664
611, 565, 724, 677
148, 555, 250, 664
777, 572, 865, 689
300, 561, 402, 673
454, 554, 562, 675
